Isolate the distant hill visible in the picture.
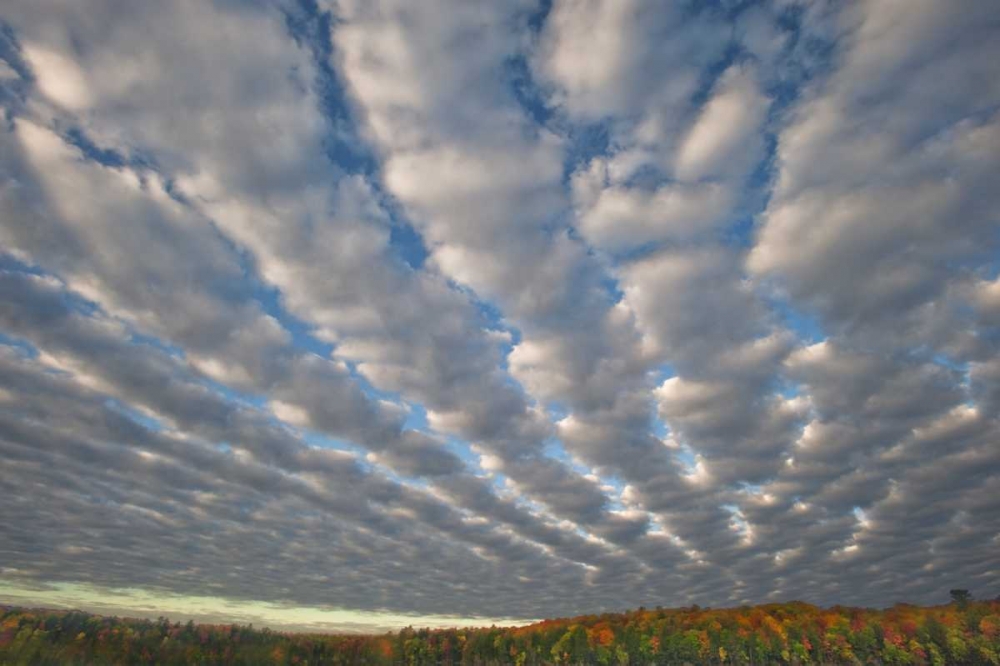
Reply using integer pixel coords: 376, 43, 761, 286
2, 599, 999, 664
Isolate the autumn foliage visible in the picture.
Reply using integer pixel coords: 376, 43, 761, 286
2, 599, 999, 665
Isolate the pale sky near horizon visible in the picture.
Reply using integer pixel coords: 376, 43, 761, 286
0, 580, 531, 633
1, 0, 998, 633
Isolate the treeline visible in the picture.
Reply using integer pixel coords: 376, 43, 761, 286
2, 599, 999, 665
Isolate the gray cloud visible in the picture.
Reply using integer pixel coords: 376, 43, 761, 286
0, 0, 998, 627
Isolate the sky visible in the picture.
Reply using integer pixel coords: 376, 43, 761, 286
0, 0, 998, 633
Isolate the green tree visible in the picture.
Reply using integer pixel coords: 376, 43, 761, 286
951, 589, 973, 608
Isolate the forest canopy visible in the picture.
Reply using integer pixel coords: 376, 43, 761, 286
3, 599, 999, 665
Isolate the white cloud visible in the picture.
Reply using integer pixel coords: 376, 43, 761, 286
573, 166, 735, 251
674, 65, 768, 181
21, 43, 92, 109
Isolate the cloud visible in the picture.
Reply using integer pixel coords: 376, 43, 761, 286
536, 0, 726, 120
572, 169, 736, 252
20, 43, 91, 109
749, 0, 1000, 351
0, 0, 998, 628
